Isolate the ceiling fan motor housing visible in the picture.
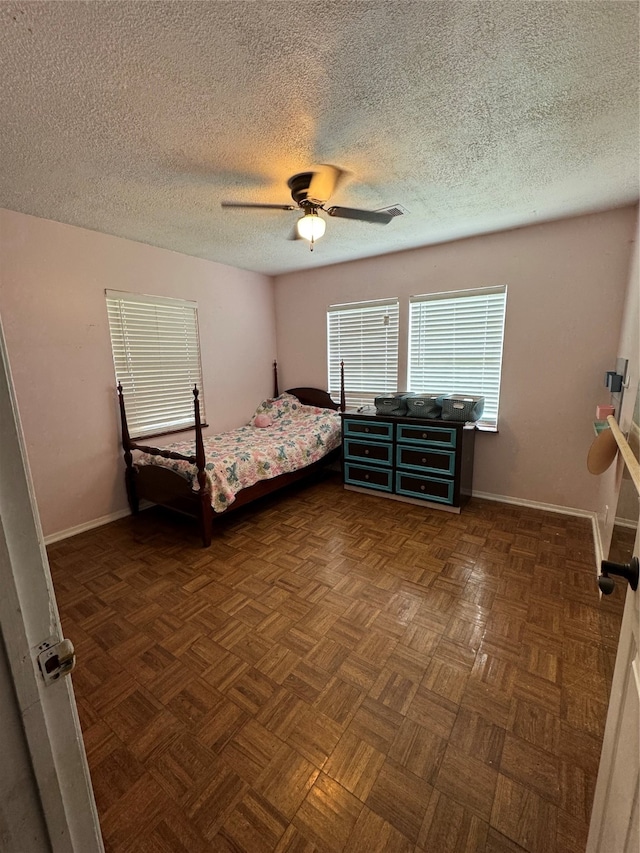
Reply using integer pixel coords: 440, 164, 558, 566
287, 172, 315, 206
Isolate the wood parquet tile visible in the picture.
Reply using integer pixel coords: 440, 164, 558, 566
47, 474, 626, 853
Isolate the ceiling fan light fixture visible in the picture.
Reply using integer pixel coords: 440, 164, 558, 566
297, 212, 326, 242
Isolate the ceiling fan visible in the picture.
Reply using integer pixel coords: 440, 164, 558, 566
221, 165, 393, 248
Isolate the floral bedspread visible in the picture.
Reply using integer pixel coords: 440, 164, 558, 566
135, 394, 341, 513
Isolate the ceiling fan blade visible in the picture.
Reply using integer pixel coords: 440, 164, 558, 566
221, 201, 297, 210
326, 206, 393, 225
306, 165, 343, 204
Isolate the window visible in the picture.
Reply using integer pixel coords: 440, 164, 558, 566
408, 286, 507, 429
327, 299, 399, 408
106, 290, 205, 438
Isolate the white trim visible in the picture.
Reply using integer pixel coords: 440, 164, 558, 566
44, 502, 154, 546
614, 516, 639, 530
472, 490, 603, 572
472, 489, 596, 519
410, 284, 507, 301
0, 317, 103, 852
328, 297, 399, 311
587, 563, 640, 852
50, 488, 605, 562
44, 509, 132, 545
592, 514, 605, 571
105, 288, 198, 309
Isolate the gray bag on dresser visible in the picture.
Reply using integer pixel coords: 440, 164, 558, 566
405, 394, 442, 418
439, 395, 485, 422
374, 393, 412, 416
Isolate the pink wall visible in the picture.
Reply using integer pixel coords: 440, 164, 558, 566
274, 208, 638, 513
0, 209, 275, 538
1, 206, 635, 538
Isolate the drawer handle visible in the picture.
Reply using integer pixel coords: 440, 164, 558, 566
364, 427, 370, 433
364, 448, 369, 455
422, 432, 428, 439
420, 484, 426, 491
364, 473, 370, 480
421, 457, 426, 463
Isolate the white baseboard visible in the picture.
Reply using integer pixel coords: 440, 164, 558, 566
43, 501, 153, 546
473, 490, 602, 573
614, 516, 639, 530
45, 489, 606, 573
472, 489, 595, 519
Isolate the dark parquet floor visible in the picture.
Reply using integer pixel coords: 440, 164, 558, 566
47, 474, 626, 853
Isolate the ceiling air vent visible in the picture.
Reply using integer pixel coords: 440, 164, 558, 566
377, 204, 408, 218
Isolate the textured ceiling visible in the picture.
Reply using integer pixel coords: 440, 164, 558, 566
0, 1, 638, 276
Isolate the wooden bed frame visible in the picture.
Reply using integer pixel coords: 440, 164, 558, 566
118, 361, 345, 546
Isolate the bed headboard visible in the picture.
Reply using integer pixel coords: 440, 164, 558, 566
287, 388, 340, 410
274, 359, 345, 411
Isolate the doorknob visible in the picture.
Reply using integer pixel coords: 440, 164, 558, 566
598, 556, 639, 595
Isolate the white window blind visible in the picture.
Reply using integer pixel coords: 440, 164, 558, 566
106, 290, 205, 438
408, 286, 507, 429
327, 299, 399, 408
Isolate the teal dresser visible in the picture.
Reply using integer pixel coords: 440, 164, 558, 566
341, 413, 476, 512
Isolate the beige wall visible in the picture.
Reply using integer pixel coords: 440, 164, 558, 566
0, 209, 275, 538
275, 208, 637, 513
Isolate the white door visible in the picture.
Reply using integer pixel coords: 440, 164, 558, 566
0, 318, 103, 852
587, 525, 640, 853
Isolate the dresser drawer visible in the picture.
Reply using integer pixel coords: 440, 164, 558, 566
345, 462, 393, 492
396, 445, 456, 476
344, 438, 393, 467
343, 418, 393, 441
395, 471, 454, 504
397, 423, 457, 449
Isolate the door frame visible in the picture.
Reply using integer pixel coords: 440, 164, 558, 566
587, 412, 640, 852
0, 317, 103, 852
586, 529, 640, 852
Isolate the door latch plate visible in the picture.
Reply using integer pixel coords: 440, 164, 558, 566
37, 637, 76, 685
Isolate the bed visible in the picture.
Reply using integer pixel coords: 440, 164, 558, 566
117, 362, 345, 546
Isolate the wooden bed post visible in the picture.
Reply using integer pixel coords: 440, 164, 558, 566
273, 360, 279, 397
117, 383, 139, 514
193, 386, 213, 547
340, 361, 346, 412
